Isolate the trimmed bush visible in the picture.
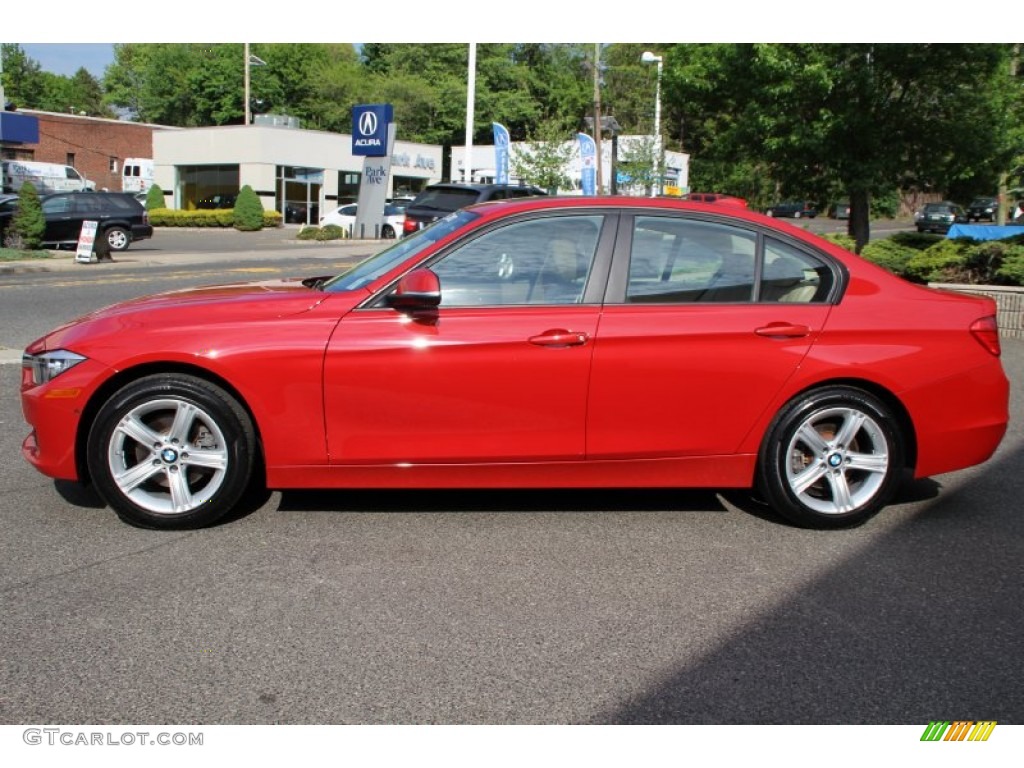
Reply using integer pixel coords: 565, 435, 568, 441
8, 182, 46, 250
296, 224, 347, 241
263, 210, 283, 228
144, 185, 165, 211
233, 185, 263, 231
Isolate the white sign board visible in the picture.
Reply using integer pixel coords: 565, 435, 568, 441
75, 220, 99, 263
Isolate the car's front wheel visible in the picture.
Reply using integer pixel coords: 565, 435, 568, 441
757, 386, 905, 529
381, 224, 396, 239
86, 374, 257, 529
105, 226, 131, 252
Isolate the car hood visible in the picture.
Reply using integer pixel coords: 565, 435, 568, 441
31, 276, 366, 354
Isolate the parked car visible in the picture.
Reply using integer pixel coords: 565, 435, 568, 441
0, 191, 153, 252
967, 197, 999, 222
402, 182, 546, 236
319, 202, 405, 239
916, 201, 967, 233
20, 196, 1009, 532
829, 200, 851, 219
766, 201, 818, 218
682, 192, 748, 208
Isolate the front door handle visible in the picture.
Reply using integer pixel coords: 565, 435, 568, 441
755, 323, 810, 338
528, 329, 590, 347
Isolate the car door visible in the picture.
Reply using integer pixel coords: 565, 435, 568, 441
323, 212, 612, 464
587, 212, 836, 459
40, 194, 79, 244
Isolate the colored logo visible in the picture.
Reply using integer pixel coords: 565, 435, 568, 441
920, 721, 997, 742
351, 104, 393, 157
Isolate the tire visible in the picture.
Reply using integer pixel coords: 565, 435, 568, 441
793, 211, 802, 218
105, 226, 131, 252
86, 374, 257, 529
757, 386, 905, 529
381, 224, 396, 239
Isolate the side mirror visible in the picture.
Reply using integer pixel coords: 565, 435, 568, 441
386, 268, 442, 311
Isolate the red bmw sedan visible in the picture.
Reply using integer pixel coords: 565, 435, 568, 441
21, 196, 1010, 530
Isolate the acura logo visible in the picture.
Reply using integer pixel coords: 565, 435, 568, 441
358, 111, 378, 137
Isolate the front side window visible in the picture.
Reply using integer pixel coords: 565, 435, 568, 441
430, 215, 604, 307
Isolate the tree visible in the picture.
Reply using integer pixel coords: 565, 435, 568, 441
510, 121, 575, 193
665, 44, 1023, 250
0, 44, 45, 109
233, 185, 263, 231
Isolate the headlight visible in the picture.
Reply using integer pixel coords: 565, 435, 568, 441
22, 349, 87, 385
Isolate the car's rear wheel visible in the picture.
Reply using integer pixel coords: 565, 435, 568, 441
757, 386, 905, 529
105, 226, 131, 252
87, 374, 256, 529
382, 224, 396, 239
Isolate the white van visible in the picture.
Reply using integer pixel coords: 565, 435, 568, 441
122, 158, 154, 193
1, 160, 96, 194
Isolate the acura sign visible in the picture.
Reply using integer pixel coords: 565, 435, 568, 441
352, 104, 393, 157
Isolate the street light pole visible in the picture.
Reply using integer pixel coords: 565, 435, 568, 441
641, 51, 663, 197
244, 44, 267, 125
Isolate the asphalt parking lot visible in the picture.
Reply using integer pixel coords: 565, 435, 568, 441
1, 343, 1022, 728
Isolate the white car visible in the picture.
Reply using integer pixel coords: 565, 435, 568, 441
319, 203, 404, 239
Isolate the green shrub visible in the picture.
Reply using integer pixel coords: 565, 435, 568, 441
905, 239, 971, 283
820, 232, 856, 252
8, 182, 46, 250
233, 185, 263, 231
859, 238, 919, 278
263, 210, 283, 228
296, 224, 347, 241
888, 231, 942, 251
998, 248, 1024, 284
144, 185, 164, 211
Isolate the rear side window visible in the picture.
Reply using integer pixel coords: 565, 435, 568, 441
625, 216, 833, 304
626, 217, 756, 303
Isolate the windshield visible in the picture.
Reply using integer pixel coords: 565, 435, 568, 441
321, 209, 480, 292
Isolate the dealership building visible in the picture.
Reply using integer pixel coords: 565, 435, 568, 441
2, 109, 687, 225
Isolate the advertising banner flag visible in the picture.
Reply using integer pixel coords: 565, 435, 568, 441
492, 123, 510, 184
578, 133, 596, 196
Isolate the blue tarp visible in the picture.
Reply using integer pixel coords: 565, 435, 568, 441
946, 224, 1024, 240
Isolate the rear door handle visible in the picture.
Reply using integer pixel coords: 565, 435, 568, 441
528, 329, 590, 347
755, 323, 810, 338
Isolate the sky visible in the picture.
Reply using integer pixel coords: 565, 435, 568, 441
19, 44, 116, 78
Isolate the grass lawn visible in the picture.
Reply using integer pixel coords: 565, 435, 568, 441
0, 247, 55, 261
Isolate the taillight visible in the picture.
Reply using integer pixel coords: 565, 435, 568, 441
403, 219, 417, 234
970, 315, 1001, 356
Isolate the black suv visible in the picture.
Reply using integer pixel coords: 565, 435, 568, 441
967, 196, 998, 222
402, 182, 547, 236
766, 201, 818, 219
0, 191, 153, 252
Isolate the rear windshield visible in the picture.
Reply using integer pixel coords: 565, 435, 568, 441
410, 188, 481, 213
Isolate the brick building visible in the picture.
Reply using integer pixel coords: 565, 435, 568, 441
2, 109, 166, 192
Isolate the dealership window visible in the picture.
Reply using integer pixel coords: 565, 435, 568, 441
278, 166, 323, 225
178, 164, 240, 210
337, 172, 360, 205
